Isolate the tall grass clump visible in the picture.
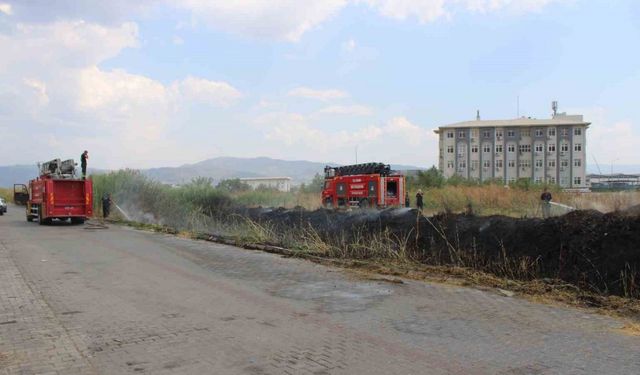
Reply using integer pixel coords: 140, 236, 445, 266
0, 187, 11, 201
91, 170, 233, 231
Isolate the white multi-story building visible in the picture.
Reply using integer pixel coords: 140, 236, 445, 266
435, 111, 590, 189
239, 177, 292, 192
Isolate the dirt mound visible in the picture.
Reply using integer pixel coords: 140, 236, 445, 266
237, 206, 640, 297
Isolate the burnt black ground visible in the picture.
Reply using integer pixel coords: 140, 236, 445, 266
236, 206, 640, 297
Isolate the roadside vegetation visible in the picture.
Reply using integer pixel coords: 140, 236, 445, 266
0, 187, 11, 201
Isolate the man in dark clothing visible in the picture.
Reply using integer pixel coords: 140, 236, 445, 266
80, 150, 89, 179
415, 189, 424, 212
405, 192, 410, 208
540, 187, 552, 218
102, 193, 112, 219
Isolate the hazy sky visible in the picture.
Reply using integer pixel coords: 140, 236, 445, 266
1, 0, 639, 169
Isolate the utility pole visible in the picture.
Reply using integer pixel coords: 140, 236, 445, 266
355, 145, 358, 164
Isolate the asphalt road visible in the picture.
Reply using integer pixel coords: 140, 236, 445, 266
1, 204, 639, 375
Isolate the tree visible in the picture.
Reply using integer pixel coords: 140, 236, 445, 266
416, 166, 445, 188
216, 178, 251, 193
301, 173, 324, 193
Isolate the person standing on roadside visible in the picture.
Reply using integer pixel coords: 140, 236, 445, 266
415, 189, 424, 212
540, 187, 552, 218
405, 192, 410, 208
80, 150, 89, 179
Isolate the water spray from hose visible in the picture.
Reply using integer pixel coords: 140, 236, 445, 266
113, 203, 131, 221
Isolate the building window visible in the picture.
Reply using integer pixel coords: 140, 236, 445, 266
519, 144, 531, 153
496, 160, 503, 168
548, 128, 556, 136
519, 160, 531, 168
574, 159, 581, 167
574, 128, 582, 136
561, 160, 569, 167
574, 143, 582, 152
561, 143, 569, 152
574, 177, 582, 185
482, 130, 491, 138
483, 160, 491, 168
458, 131, 466, 138
535, 144, 543, 152
548, 144, 556, 152
496, 145, 503, 153
471, 145, 478, 153
548, 160, 556, 167
483, 145, 491, 153
535, 159, 543, 168
507, 130, 515, 137
471, 160, 479, 170
560, 128, 569, 136
549, 177, 556, 184
521, 129, 531, 137
535, 177, 542, 184
496, 130, 503, 138
508, 145, 515, 153
458, 161, 467, 169
447, 161, 454, 169
508, 160, 515, 168
535, 129, 544, 137
447, 131, 454, 138
447, 146, 454, 153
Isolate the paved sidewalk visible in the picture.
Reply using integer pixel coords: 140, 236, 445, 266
1, 205, 639, 374
0, 240, 93, 375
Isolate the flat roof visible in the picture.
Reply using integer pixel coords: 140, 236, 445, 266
435, 114, 590, 132
587, 174, 640, 178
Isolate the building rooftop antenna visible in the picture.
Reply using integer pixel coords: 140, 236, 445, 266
552, 100, 558, 117
476, 109, 480, 121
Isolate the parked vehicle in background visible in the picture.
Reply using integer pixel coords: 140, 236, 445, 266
25, 158, 93, 225
0, 197, 7, 215
322, 163, 406, 209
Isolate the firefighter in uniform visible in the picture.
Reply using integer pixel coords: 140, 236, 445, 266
80, 150, 89, 179
540, 187, 552, 219
102, 193, 112, 219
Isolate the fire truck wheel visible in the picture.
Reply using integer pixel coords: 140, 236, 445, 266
359, 198, 370, 208
71, 218, 85, 225
27, 215, 33, 222
37, 206, 48, 225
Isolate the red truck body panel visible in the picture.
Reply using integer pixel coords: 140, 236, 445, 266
321, 164, 406, 208
29, 177, 93, 220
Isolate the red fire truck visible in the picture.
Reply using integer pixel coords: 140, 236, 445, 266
19, 159, 93, 225
322, 163, 406, 208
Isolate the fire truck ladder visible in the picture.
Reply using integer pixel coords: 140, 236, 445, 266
328, 163, 391, 177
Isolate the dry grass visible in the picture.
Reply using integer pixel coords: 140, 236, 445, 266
566, 191, 640, 213
617, 322, 640, 336
409, 186, 640, 217
0, 187, 11, 201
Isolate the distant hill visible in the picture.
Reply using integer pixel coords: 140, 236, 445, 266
0, 165, 104, 187
144, 157, 427, 185
0, 157, 428, 187
0, 165, 38, 187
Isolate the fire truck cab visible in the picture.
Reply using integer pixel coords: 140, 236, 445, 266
322, 163, 405, 209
